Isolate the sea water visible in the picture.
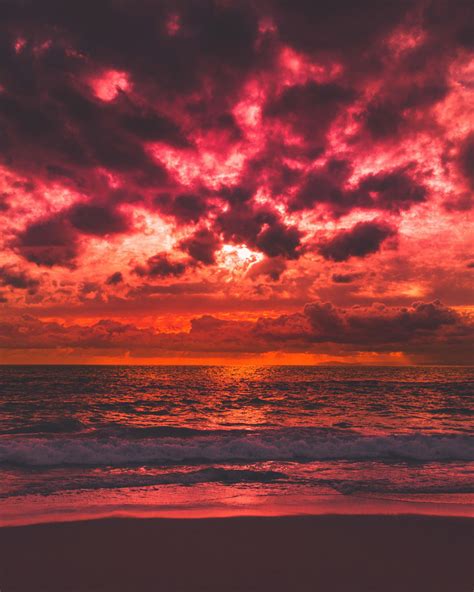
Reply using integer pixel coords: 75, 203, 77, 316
0, 365, 472, 524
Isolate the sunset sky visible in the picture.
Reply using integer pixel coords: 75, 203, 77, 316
0, 0, 473, 364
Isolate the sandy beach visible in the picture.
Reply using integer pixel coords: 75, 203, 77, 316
0, 514, 472, 592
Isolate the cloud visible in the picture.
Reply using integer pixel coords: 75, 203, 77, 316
362, 84, 448, 140
15, 215, 79, 268
356, 169, 426, 212
0, 0, 472, 364
292, 164, 426, 216
255, 300, 473, 361
119, 109, 187, 145
105, 271, 123, 286
332, 272, 363, 284
217, 204, 273, 245
247, 257, 287, 281
180, 228, 221, 265
1, 300, 471, 364
0, 194, 10, 212
303, 300, 461, 344
217, 204, 302, 259
458, 133, 474, 190
154, 192, 208, 224
318, 220, 396, 262
443, 192, 473, 212
133, 253, 187, 279
363, 100, 404, 139
69, 203, 130, 236
291, 159, 352, 212
272, 0, 412, 54
256, 221, 302, 259
0, 265, 39, 293
264, 81, 355, 144
129, 281, 215, 297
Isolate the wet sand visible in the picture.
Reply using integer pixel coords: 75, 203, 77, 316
0, 514, 472, 592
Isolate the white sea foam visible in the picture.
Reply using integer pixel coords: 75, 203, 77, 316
0, 429, 472, 467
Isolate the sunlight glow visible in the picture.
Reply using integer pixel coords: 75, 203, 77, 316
90, 70, 131, 102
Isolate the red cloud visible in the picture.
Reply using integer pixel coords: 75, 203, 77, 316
318, 220, 396, 262
0, 0, 472, 362
1, 301, 472, 364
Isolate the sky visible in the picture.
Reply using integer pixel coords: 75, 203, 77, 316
0, 0, 473, 365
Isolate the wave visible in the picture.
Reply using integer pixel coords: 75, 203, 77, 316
4, 418, 86, 435
430, 407, 474, 416
320, 479, 474, 495
0, 428, 472, 467
3, 465, 473, 499
1, 467, 286, 498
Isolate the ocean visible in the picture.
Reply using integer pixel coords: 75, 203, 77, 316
0, 365, 473, 524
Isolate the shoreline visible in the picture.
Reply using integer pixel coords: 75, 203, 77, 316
0, 495, 474, 528
1, 489, 473, 528
1, 514, 472, 592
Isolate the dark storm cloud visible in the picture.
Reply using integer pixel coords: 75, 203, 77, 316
217, 203, 302, 260
119, 109, 188, 145
402, 83, 449, 109
271, 0, 413, 54
247, 257, 287, 282
218, 184, 256, 206
0, 74, 170, 188
16, 202, 131, 268
255, 221, 302, 260
0, 0, 261, 91
302, 300, 465, 345
0, 92, 60, 142
180, 228, 221, 265
422, 0, 474, 48
210, 112, 243, 142
1, 300, 472, 363
217, 204, 270, 244
154, 193, 208, 224
105, 271, 123, 286
442, 133, 474, 213
363, 84, 448, 140
291, 159, 353, 212
133, 253, 186, 279
332, 272, 364, 284
15, 215, 79, 268
363, 100, 404, 140
457, 24, 474, 48
0, 0, 471, 284
68, 204, 129, 236
129, 281, 215, 297
0, 91, 89, 181
356, 169, 427, 212
49, 87, 173, 175
0, 265, 39, 292
443, 193, 473, 213
46, 164, 78, 182
318, 221, 396, 262
254, 300, 472, 352
69, 203, 130, 236
458, 133, 474, 189
292, 164, 426, 216
264, 81, 355, 144
0, 194, 10, 212
0, 0, 268, 235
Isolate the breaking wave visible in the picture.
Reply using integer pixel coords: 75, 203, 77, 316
0, 428, 472, 467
